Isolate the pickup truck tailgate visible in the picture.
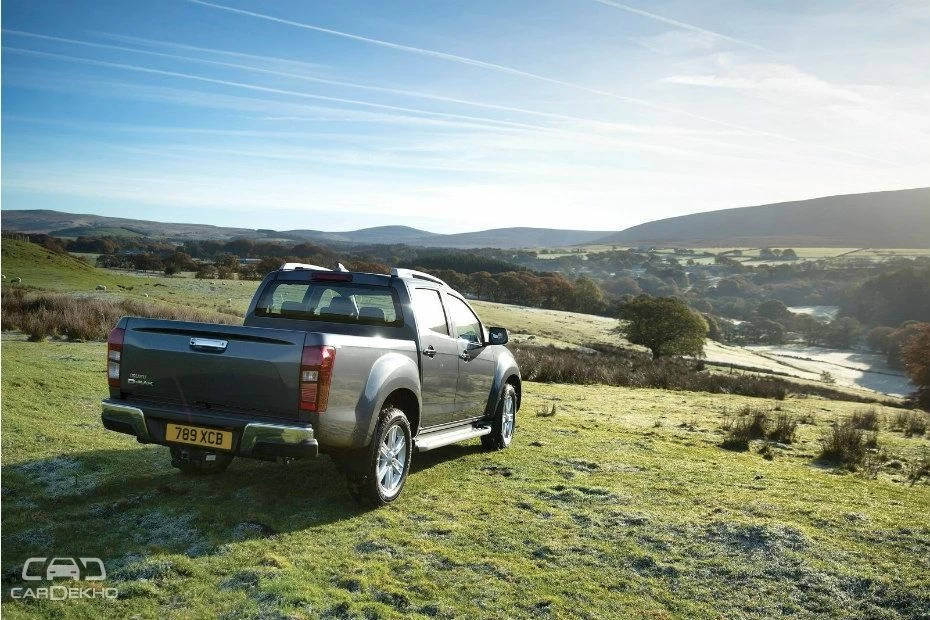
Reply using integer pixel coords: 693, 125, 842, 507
119, 318, 306, 420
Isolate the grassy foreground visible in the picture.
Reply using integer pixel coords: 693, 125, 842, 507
2, 340, 929, 619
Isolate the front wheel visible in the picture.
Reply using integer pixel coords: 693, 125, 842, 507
344, 408, 412, 507
482, 384, 516, 450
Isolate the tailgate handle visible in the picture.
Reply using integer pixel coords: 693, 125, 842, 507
190, 337, 228, 352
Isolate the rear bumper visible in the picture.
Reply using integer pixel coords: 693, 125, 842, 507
101, 399, 319, 459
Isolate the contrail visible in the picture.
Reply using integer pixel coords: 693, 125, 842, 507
7, 46, 728, 160
3, 46, 546, 133
184, 1, 763, 129
184, 0, 896, 166
6, 29, 737, 138
590, 0, 770, 52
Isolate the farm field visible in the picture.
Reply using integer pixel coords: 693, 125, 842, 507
2, 340, 929, 618
535, 246, 930, 265
1, 238, 912, 401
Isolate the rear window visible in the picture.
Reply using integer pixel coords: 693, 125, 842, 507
254, 281, 402, 326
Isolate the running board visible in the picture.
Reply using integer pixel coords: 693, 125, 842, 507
414, 424, 491, 451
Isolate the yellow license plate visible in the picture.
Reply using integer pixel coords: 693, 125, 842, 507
165, 423, 233, 451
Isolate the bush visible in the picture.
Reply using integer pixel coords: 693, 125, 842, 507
850, 408, 880, 430
907, 448, 930, 485
889, 410, 929, 437
819, 419, 877, 469
536, 404, 557, 417
768, 413, 798, 443
721, 407, 768, 451
1, 291, 242, 341
905, 413, 928, 438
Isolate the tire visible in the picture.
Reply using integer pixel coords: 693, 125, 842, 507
343, 408, 412, 507
482, 383, 516, 450
170, 445, 233, 475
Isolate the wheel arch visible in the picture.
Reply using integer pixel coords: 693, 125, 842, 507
484, 349, 522, 417
380, 387, 420, 437
505, 374, 521, 411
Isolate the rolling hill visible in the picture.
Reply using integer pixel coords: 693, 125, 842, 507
1, 210, 609, 248
3, 187, 927, 248
596, 188, 930, 248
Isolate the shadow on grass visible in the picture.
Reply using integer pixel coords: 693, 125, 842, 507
1, 440, 484, 580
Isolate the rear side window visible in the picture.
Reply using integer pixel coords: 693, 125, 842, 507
254, 282, 401, 326
412, 288, 449, 335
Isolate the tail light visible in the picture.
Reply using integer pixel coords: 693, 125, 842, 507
107, 327, 125, 388
300, 345, 335, 412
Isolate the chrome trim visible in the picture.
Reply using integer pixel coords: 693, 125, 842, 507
189, 337, 228, 351
239, 422, 316, 455
101, 401, 150, 441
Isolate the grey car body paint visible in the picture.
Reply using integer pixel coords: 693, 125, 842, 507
101, 268, 520, 455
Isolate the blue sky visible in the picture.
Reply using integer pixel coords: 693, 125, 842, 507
2, 0, 928, 233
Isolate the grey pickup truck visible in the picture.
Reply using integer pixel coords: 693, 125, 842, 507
101, 266, 520, 505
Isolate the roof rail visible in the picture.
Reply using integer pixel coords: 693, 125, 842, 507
280, 262, 331, 271
391, 268, 448, 287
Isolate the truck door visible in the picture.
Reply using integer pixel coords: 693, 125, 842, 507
411, 288, 459, 428
444, 294, 495, 422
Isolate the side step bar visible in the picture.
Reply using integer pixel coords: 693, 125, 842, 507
414, 424, 491, 451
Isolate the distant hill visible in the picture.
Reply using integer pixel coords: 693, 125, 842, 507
597, 188, 930, 248
3, 187, 927, 248
0, 210, 610, 248
1, 209, 258, 241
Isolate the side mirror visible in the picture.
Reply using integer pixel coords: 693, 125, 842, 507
487, 327, 508, 345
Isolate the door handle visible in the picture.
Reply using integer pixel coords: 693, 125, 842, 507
422, 345, 436, 358
190, 337, 228, 352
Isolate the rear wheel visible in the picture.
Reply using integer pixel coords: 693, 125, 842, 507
342, 408, 412, 507
482, 384, 516, 450
170, 445, 233, 475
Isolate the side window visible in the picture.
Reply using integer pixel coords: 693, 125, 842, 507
412, 288, 448, 335
446, 295, 482, 344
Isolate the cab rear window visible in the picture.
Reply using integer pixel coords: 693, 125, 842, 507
254, 282, 402, 327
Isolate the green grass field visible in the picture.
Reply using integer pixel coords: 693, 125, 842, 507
1, 239, 256, 316
2, 239, 929, 618
2, 341, 929, 618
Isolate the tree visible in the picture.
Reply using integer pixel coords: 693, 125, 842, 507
164, 251, 196, 276
754, 299, 790, 322
865, 326, 895, 353
617, 296, 708, 359
886, 322, 925, 368
256, 256, 285, 276
572, 276, 606, 314
900, 323, 930, 409
823, 316, 863, 349
637, 274, 678, 297
711, 275, 759, 298
469, 271, 497, 300
603, 275, 641, 296
744, 318, 786, 344
703, 313, 725, 343
842, 266, 930, 326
